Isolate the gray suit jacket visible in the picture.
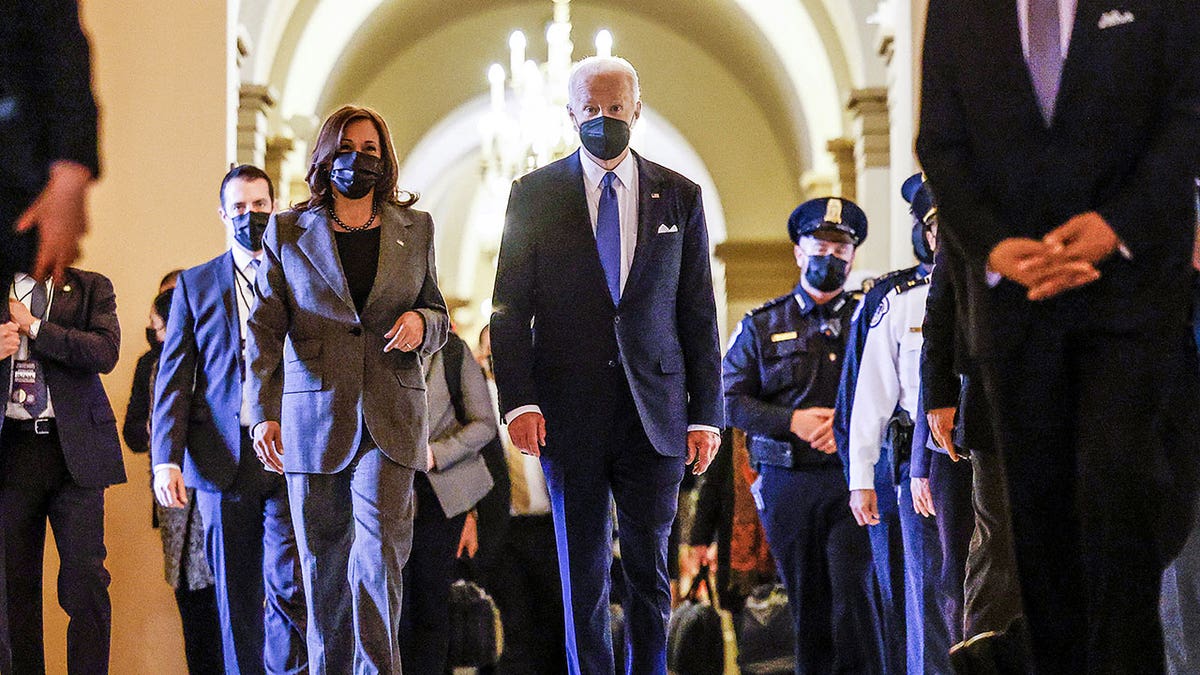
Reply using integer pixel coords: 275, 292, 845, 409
424, 346, 496, 518
244, 202, 449, 473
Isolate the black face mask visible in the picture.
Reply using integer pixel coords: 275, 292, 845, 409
805, 255, 849, 292
146, 327, 160, 349
912, 220, 935, 265
579, 116, 631, 161
231, 210, 270, 252
330, 152, 384, 200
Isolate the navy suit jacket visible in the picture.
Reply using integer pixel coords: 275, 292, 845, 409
152, 252, 247, 492
0, 268, 123, 488
491, 150, 723, 458
917, 0, 1200, 355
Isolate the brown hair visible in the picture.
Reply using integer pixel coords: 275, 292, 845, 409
296, 105, 418, 211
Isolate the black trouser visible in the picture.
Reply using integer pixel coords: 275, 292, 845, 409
929, 451, 974, 646
399, 472, 468, 675
963, 447, 1024, 638
488, 513, 567, 674
173, 578, 222, 675
983, 326, 1200, 674
757, 464, 885, 674
0, 422, 109, 675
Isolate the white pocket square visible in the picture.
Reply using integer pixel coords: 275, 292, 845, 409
657, 224, 679, 234
1098, 9, 1135, 29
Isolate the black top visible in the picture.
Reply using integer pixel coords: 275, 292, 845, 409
723, 284, 860, 469
334, 227, 380, 314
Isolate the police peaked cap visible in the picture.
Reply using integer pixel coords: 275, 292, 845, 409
911, 183, 937, 224
788, 197, 868, 246
901, 173, 924, 204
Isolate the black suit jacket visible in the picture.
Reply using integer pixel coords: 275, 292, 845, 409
0, 268, 123, 488
0, 0, 99, 261
917, 0, 1200, 354
491, 150, 723, 458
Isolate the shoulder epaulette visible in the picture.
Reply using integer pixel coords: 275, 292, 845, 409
748, 294, 792, 316
862, 266, 917, 294
893, 274, 932, 296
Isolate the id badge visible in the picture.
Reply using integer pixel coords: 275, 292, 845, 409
11, 359, 43, 408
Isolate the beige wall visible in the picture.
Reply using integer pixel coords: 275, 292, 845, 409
35, 2, 236, 673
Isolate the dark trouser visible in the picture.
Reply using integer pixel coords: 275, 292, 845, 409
929, 451, 975, 647
194, 432, 307, 675
895, 463, 950, 674
866, 447, 907, 675
983, 327, 1200, 674
540, 379, 685, 675
173, 583, 223, 675
287, 439, 416, 674
0, 423, 109, 675
489, 514, 567, 675
963, 447, 1023, 637
757, 464, 884, 675
399, 473, 468, 675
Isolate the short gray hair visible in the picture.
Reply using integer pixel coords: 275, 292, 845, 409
568, 56, 641, 105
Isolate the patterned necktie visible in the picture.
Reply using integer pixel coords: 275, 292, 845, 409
596, 171, 622, 304
1028, 0, 1064, 123
16, 281, 49, 417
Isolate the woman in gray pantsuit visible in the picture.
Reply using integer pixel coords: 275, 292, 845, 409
244, 105, 449, 674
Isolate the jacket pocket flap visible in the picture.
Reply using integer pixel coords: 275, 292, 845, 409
287, 339, 322, 362
762, 336, 806, 358
395, 367, 426, 390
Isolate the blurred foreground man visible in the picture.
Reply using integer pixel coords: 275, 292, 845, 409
917, 1, 1200, 671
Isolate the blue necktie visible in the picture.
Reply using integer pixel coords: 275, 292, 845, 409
596, 171, 621, 304
1028, 0, 1063, 123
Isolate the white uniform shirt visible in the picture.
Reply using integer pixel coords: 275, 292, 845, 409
847, 281, 931, 491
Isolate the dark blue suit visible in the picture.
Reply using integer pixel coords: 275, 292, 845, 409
152, 251, 306, 674
491, 150, 723, 674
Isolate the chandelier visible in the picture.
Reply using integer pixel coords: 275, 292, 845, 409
479, 0, 615, 191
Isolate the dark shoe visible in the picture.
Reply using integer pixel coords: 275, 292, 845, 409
950, 617, 1033, 675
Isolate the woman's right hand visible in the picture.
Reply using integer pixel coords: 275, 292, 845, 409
253, 421, 285, 474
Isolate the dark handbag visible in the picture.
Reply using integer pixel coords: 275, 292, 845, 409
736, 583, 795, 675
447, 558, 504, 668
667, 565, 726, 675
886, 408, 915, 486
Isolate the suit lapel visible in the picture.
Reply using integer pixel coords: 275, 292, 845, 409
565, 153, 616, 307
45, 271, 75, 328
625, 152, 663, 299
295, 207, 356, 313
975, 0, 1048, 128
362, 205, 412, 320
210, 251, 241, 366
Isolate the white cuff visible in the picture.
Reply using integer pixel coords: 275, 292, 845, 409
848, 460, 876, 492
153, 463, 182, 475
504, 405, 542, 425
687, 424, 720, 435
985, 269, 1003, 288
28, 319, 40, 340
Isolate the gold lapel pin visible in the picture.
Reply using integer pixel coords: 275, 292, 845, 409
62, 285, 71, 292
651, 192, 660, 199
397, 239, 405, 247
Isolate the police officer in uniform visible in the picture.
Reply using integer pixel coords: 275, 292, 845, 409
833, 174, 936, 674
724, 197, 885, 674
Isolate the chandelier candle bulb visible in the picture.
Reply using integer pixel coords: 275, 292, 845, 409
509, 31, 526, 87
595, 29, 613, 58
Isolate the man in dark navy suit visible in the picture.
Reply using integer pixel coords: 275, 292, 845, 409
152, 165, 306, 674
491, 56, 724, 674
918, 0, 1200, 670
0, 265, 123, 674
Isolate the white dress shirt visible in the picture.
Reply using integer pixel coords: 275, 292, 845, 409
231, 245, 259, 429
847, 282, 931, 491
6, 274, 54, 420
505, 150, 719, 437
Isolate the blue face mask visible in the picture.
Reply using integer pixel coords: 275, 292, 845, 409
330, 151, 384, 200
805, 254, 849, 292
231, 210, 270, 252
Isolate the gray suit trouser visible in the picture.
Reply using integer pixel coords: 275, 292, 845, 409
287, 437, 416, 674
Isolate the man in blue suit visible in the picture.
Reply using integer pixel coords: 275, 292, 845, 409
152, 165, 307, 674
491, 56, 724, 675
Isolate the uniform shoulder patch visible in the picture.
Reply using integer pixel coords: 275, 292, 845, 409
869, 294, 891, 328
